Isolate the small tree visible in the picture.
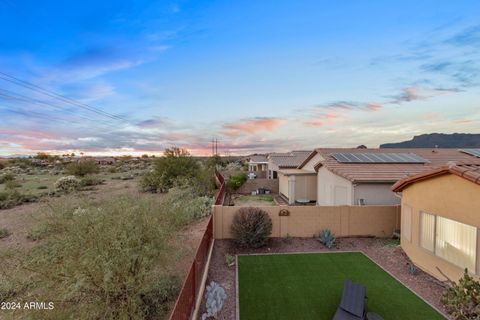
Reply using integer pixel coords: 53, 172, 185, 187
441, 269, 480, 319
65, 160, 99, 177
227, 173, 247, 190
141, 147, 199, 193
231, 207, 272, 248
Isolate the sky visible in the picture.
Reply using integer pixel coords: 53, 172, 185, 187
0, 1, 479, 156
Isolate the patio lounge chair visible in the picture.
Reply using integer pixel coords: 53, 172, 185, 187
332, 280, 367, 320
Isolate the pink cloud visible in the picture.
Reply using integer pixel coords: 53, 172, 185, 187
365, 103, 382, 112
222, 117, 285, 137
304, 112, 340, 127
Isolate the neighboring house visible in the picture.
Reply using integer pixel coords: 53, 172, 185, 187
285, 148, 480, 206
267, 150, 312, 180
93, 157, 116, 165
247, 154, 269, 172
391, 163, 480, 281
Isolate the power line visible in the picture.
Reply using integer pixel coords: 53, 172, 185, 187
0, 71, 127, 122
0, 88, 119, 127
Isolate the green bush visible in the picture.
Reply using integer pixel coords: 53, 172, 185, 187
54, 176, 81, 193
65, 160, 99, 176
80, 176, 103, 187
0, 228, 11, 239
0, 173, 15, 184
21, 196, 178, 319
441, 269, 480, 319
4, 179, 21, 190
227, 173, 248, 190
140, 147, 199, 193
141, 274, 180, 319
161, 186, 213, 226
37, 185, 48, 190
231, 207, 272, 248
0, 190, 36, 209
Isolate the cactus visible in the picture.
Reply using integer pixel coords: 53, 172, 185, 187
408, 263, 417, 275
318, 229, 336, 249
202, 281, 227, 320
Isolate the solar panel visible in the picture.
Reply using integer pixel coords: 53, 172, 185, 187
460, 149, 480, 158
331, 153, 428, 163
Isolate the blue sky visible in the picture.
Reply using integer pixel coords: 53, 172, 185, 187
0, 1, 479, 155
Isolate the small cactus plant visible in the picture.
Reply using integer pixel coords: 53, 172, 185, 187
202, 281, 227, 319
408, 263, 417, 275
318, 229, 336, 249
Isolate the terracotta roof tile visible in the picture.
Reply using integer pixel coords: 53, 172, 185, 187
391, 162, 480, 191
314, 148, 480, 182
269, 150, 313, 168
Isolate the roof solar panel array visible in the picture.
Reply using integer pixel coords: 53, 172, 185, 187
331, 153, 428, 163
460, 149, 480, 158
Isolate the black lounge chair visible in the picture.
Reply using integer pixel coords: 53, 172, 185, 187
332, 280, 367, 320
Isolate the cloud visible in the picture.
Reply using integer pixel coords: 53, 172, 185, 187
389, 86, 460, 104
136, 117, 171, 129
304, 112, 341, 127
313, 101, 382, 112
222, 117, 285, 137
446, 25, 480, 47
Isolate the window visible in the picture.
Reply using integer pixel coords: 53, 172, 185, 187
402, 205, 412, 242
420, 212, 435, 252
435, 217, 477, 272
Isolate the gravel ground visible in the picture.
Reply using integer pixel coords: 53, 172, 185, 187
201, 237, 450, 320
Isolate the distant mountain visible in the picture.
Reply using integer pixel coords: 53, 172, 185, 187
381, 133, 480, 148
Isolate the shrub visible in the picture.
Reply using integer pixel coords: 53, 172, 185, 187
161, 187, 213, 226
65, 160, 99, 176
141, 147, 199, 193
54, 176, 81, 193
37, 185, 48, 190
441, 269, 480, 319
0, 190, 36, 209
0, 228, 11, 239
231, 207, 272, 248
0, 162, 4, 170
318, 229, 336, 249
80, 176, 103, 187
227, 173, 248, 190
21, 196, 175, 319
0, 173, 15, 184
140, 274, 180, 319
4, 179, 21, 190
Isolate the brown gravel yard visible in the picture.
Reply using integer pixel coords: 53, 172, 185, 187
203, 238, 450, 320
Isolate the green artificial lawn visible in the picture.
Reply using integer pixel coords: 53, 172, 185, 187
238, 252, 445, 320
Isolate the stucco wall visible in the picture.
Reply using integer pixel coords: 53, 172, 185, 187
400, 174, 480, 281
278, 173, 289, 198
317, 167, 353, 205
213, 205, 400, 239
354, 183, 400, 205
295, 175, 317, 201
301, 153, 323, 171
235, 178, 279, 194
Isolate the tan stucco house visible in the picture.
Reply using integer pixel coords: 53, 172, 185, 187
392, 163, 480, 281
247, 154, 268, 172
284, 148, 480, 206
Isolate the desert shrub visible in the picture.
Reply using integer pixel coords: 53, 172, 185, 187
140, 147, 199, 193
0, 228, 11, 239
54, 176, 81, 193
80, 176, 103, 187
21, 196, 176, 319
0, 173, 15, 184
0, 190, 36, 209
161, 187, 213, 226
107, 167, 117, 173
65, 160, 99, 177
318, 229, 336, 249
141, 274, 180, 319
441, 269, 480, 319
0, 162, 4, 170
4, 179, 21, 190
227, 173, 248, 190
37, 185, 48, 190
8, 158, 32, 169
231, 207, 272, 248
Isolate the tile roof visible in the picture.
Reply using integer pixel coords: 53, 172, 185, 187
391, 162, 480, 191
248, 154, 269, 163
313, 148, 480, 183
269, 150, 313, 168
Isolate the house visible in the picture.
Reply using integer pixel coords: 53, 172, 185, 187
267, 150, 312, 180
391, 162, 480, 281
282, 148, 480, 206
247, 154, 269, 172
